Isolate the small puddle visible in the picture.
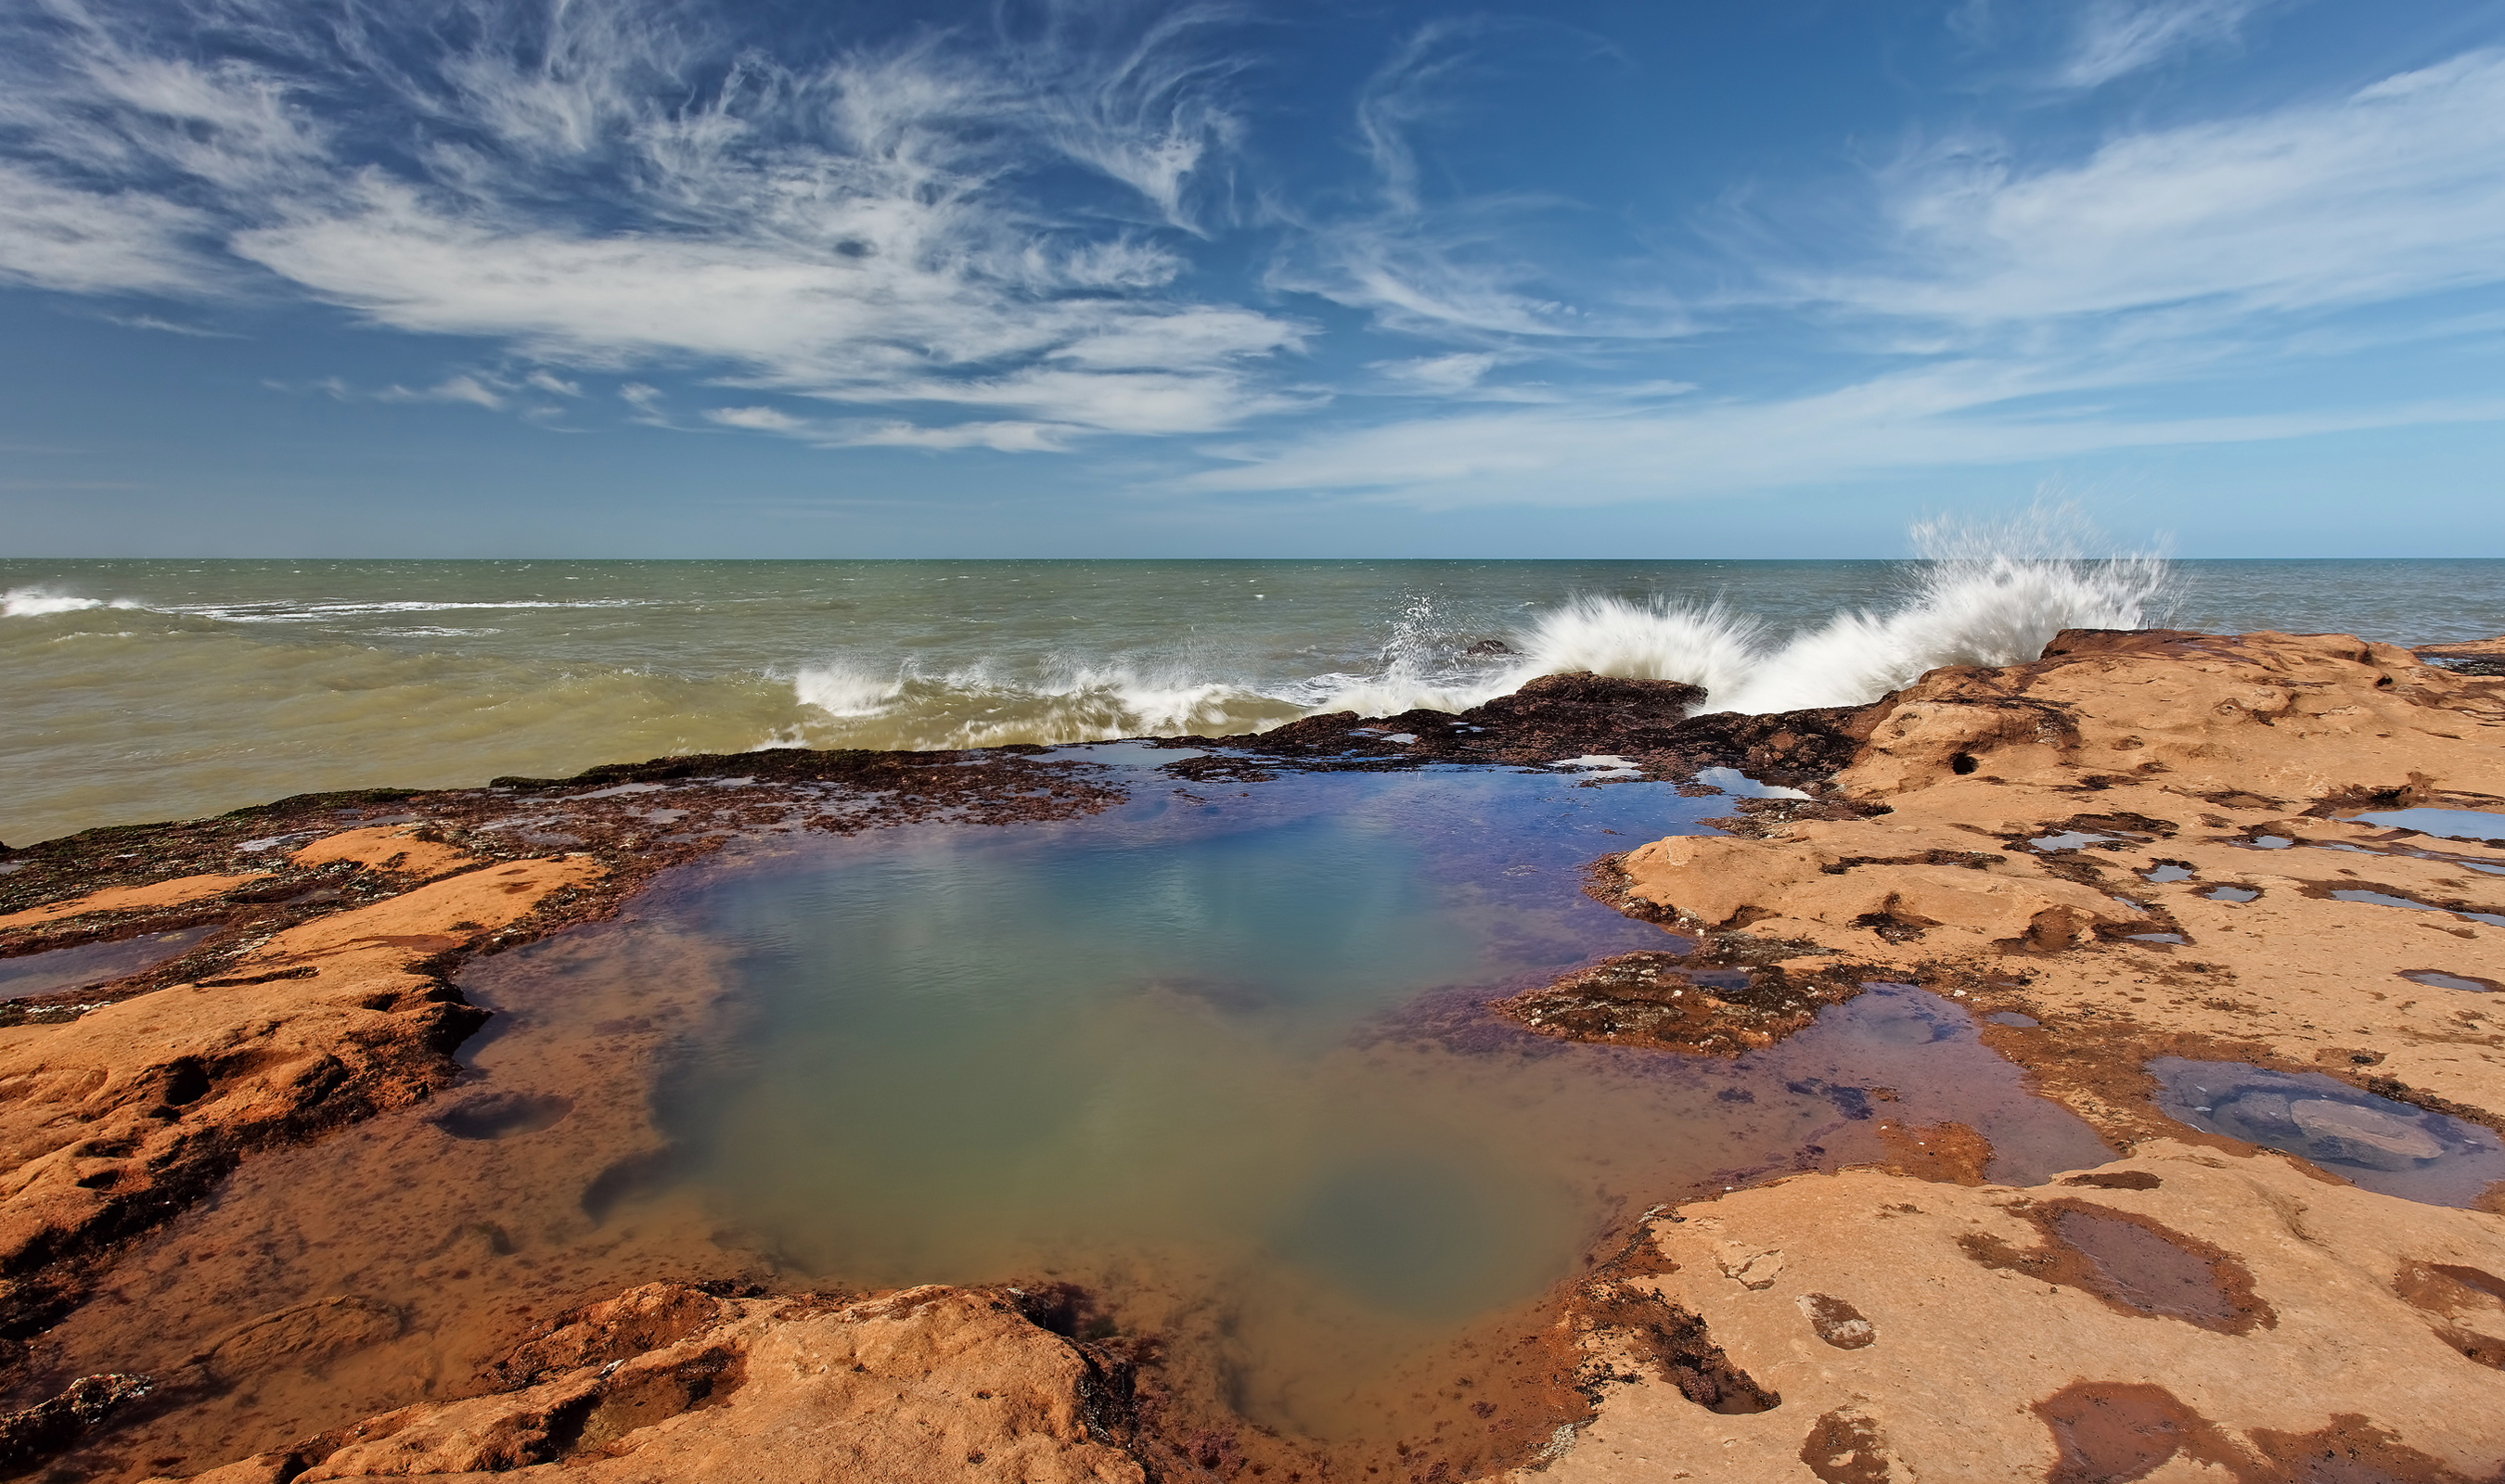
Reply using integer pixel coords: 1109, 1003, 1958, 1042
2400, 969, 2501, 993
2032, 832, 2118, 851
2343, 807, 2505, 845
0, 926, 218, 1000
2149, 1058, 2505, 1205
2142, 864, 2194, 883
2327, 889, 2505, 927
2045, 1208, 2240, 1326
2201, 886, 2259, 902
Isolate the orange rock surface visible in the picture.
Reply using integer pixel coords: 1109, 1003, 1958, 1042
1612, 631, 2505, 1127
0, 874, 267, 930
0, 852, 604, 1352
145, 1285, 1144, 1484
1522, 1142, 2505, 1482
1520, 630, 2505, 1480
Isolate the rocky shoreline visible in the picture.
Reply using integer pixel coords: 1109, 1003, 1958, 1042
1, 630, 2500, 1481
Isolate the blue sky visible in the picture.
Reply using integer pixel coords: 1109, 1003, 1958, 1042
4, 0, 2503, 556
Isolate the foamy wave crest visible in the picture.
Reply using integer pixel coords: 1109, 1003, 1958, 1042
1511, 597, 1763, 698
790, 659, 1299, 749
1310, 509, 2167, 720
2, 587, 134, 618
793, 663, 906, 718
777, 510, 2169, 749
1715, 512, 2169, 713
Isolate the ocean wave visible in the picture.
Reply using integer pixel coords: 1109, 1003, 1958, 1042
157, 598, 654, 623
1, 587, 139, 618
786, 512, 2169, 742
789, 659, 1296, 748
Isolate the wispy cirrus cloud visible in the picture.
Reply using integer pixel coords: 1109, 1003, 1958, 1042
1809, 50, 2505, 326
2056, 0, 2264, 89
1264, 19, 1681, 345
0, 0, 1304, 442
1182, 365, 2505, 506
1193, 45, 2505, 503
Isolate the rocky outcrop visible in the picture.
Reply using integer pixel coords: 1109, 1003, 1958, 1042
1568, 630, 2505, 1138
137, 1283, 1147, 1484
1503, 629, 2505, 1481
1520, 1141, 2505, 1482
1177, 672, 1873, 787
16, 633, 2505, 1483
0, 752, 1125, 1475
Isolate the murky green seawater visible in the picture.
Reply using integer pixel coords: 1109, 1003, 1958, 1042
6, 556, 2499, 844
536, 760, 2110, 1436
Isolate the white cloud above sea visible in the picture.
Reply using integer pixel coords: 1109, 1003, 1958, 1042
1812, 50, 2505, 325
0, 0, 2500, 515
0, 0, 1307, 442
1191, 43, 2505, 501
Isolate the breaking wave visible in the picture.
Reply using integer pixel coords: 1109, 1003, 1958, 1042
1, 587, 138, 618
783, 512, 2173, 742
788, 659, 1295, 750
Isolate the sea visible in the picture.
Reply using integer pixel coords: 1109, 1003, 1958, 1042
6, 554, 2503, 848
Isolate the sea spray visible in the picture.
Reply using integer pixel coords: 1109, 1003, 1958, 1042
780, 518, 2172, 741
1715, 519, 2171, 712
1283, 514, 2169, 719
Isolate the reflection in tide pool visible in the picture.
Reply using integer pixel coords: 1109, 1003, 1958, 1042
615, 763, 2108, 1437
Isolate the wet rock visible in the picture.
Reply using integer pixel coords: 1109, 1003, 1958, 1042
1795, 1295, 1874, 1350
145, 1285, 1146, 1484
1493, 951, 1868, 1055
1180, 671, 1874, 786
0, 1373, 152, 1476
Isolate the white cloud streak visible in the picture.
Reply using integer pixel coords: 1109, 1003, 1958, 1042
1194, 46, 2505, 503
2058, 0, 2261, 90
1182, 370, 2505, 507
1811, 51, 2505, 325
0, 0, 1303, 441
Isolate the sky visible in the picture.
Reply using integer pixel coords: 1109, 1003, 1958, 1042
3, 0, 2503, 557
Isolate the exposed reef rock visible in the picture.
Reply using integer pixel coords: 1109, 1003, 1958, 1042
12, 631, 2505, 1482
1520, 1142, 2505, 1482
0, 749, 1124, 1475
136, 1283, 1146, 1483
1508, 629, 2505, 1480
1172, 671, 1876, 788
1598, 629, 2505, 1138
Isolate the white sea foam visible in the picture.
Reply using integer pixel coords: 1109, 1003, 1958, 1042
1, 587, 132, 617
778, 511, 2171, 747
793, 662, 906, 718
1304, 509, 2167, 718
792, 658, 1283, 748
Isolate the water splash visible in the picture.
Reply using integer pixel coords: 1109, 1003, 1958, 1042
1284, 509, 2171, 720
1716, 513, 2170, 713
783, 515, 2169, 741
